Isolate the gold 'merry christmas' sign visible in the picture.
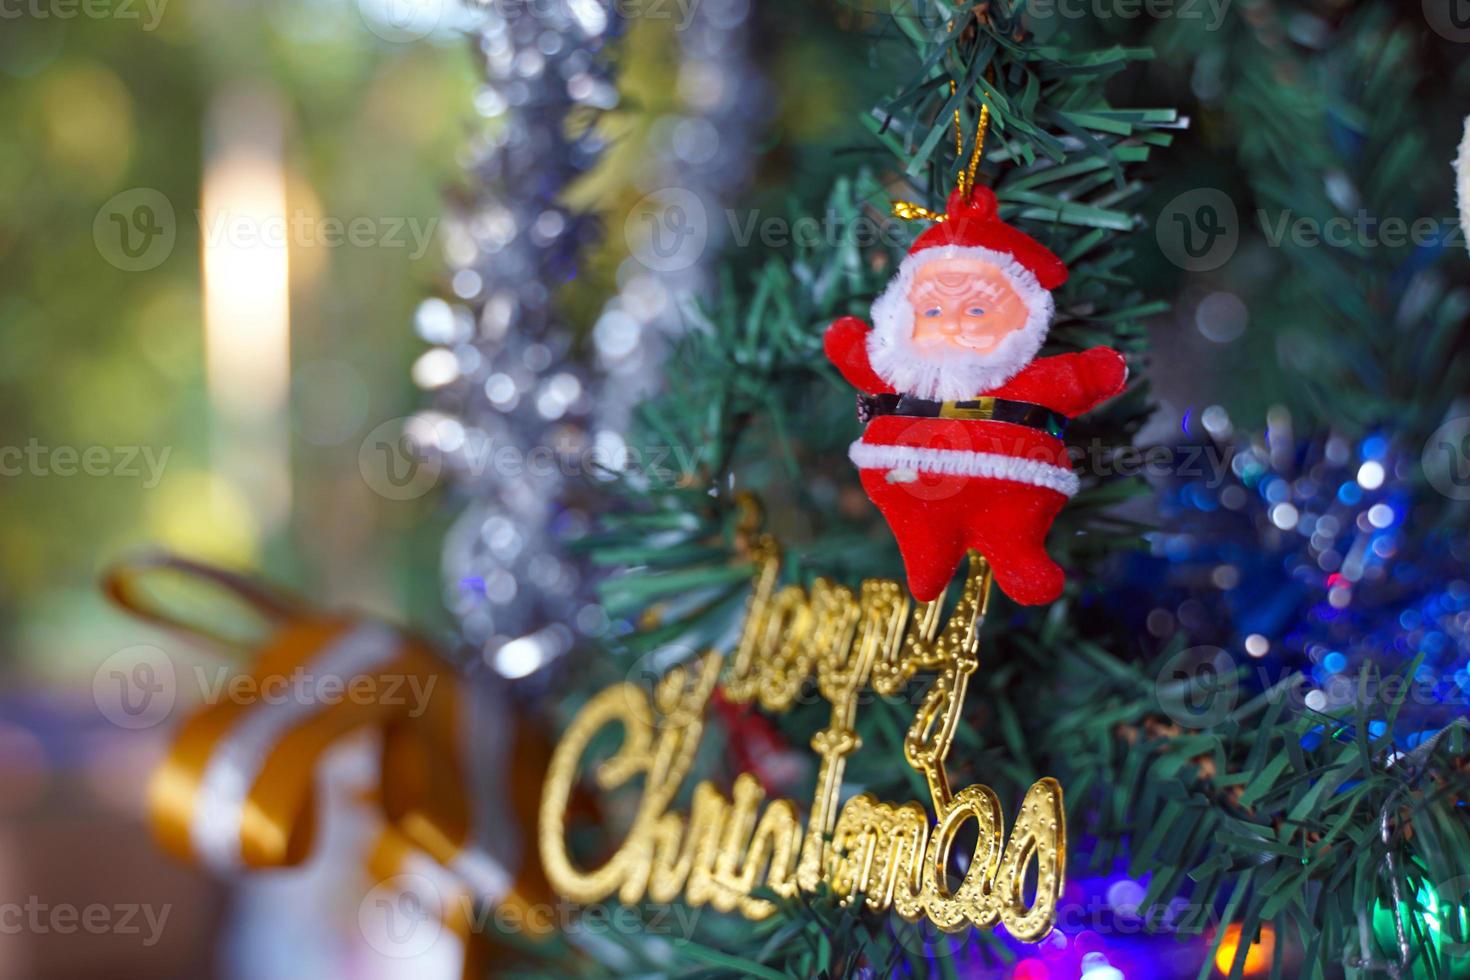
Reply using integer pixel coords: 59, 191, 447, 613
538, 538, 1065, 941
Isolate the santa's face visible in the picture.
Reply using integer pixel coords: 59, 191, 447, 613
867, 244, 1053, 401
908, 257, 1029, 354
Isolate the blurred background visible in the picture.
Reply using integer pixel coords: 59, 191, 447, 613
2, 0, 1468, 977
0, 2, 477, 976
0, 1, 877, 975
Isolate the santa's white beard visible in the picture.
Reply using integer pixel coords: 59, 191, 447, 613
866, 312, 1048, 401
865, 245, 1053, 401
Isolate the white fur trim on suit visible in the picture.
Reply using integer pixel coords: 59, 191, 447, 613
868, 244, 1053, 401
849, 441, 1080, 497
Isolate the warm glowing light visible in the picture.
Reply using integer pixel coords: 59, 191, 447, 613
201, 86, 292, 533
1215, 922, 1275, 976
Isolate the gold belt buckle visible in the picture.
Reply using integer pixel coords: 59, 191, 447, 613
939, 396, 996, 421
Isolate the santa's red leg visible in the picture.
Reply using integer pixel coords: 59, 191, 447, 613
859, 469, 971, 603
965, 482, 1069, 606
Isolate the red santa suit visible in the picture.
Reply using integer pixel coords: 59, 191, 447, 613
825, 187, 1127, 606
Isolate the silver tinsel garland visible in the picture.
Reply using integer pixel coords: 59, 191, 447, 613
413, 0, 762, 679
591, 0, 763, 434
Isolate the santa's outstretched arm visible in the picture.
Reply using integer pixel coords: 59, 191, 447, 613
1050, 346, 1129, 415
824, 316, 895, 395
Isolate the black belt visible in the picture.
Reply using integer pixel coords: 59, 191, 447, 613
857, 394, 1068, 438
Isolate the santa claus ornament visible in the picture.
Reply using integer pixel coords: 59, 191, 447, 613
826, 110, 1127, 606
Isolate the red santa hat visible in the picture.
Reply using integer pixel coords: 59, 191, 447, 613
909, 186, 1068, 287
868, 186, 1069, 401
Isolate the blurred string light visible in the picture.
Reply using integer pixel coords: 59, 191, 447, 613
413, 0, 764, 678
201, 85, 292, 541
1080, 952, 1126, 979
1195, 291, 1248, 344
1126, 405, 1470, 744
1214, 923, 1275, 976
983, 871, 1209, 977
1372, 880, 1470, 956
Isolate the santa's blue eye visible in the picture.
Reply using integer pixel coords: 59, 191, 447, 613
966, 306, 986, 316
923, 307, 941, 318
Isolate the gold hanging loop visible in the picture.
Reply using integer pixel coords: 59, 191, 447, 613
890, 200, 947, 223
893, 50, 992, 226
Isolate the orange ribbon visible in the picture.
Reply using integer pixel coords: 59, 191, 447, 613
104, 554, 552, 974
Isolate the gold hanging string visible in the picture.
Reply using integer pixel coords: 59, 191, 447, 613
963, 103, 990, 196
891, 98, 991, 224
951, 76, 964, 192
